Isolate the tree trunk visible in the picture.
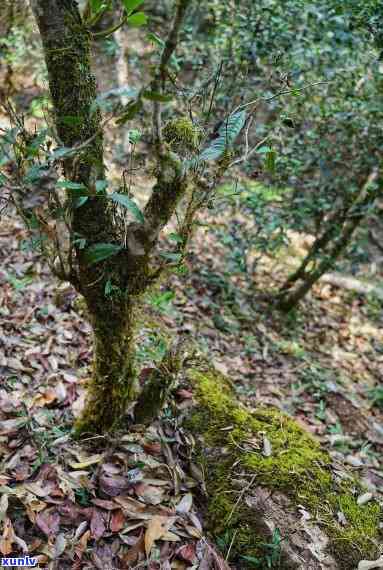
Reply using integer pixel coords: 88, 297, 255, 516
30, 0, 193, 433
276, 172, 379, 312
184, 366, 381, 569
30, 0, 138, 433
76, 299, 138, 433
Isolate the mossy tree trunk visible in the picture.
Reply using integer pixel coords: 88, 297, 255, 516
184, 366, 381, 569
76, 298, 137, 433
30, 0, 135, 433
30, 0, 194, 433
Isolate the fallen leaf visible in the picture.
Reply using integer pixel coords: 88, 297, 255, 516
110, 509, 125, 532
135, 483, 165, 505
32, 388, 57, 407
0, 494, 9, 523
143, 442, 162, 455
262, 435, 272, 457
0, 417, 29, 434
358, 557, 383, 570
90, 508, 106, 540
92, 498, 120, 511
144, 516, 175, 556
54, 533, 67, 558
122, 533, 145, 566
68, 454, 103, 469
36, 509, 60, 538
357, 492, 373, 506
175, 493, 193, 514
99, 473, 129, 497
0, 517, 15, 555
176, 543, 197, 564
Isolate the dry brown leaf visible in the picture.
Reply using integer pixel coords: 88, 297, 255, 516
135, 483, 165, 505
0, 517, 15, 555
32, 388, 57, 407
90, 508, 106, 540
35, 509, 60, 538
110, 509, 125, 532
99, 473, 129, 496
144, 516, 175, 556
68, 454, 103, 469
74, 529, 91, 561
0, 494, 9, 523
0, 417, 29, 434
122, 533, 145, 566
176, 543, 197, 564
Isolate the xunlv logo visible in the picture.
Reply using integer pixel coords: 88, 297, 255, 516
1, 557, 37, 567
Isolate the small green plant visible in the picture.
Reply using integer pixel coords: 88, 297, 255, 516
216, 529, 232, 552
75, 488, 91, 506
6, 272, 33, 291
136, 332, 167, 363
368, 386, 383, 409
241, 528, 283, 568
148, 290, 175, 314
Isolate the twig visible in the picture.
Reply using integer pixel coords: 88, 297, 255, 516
229, 133, 270, 168
226, 473, 257, 523
233, 80, 331, 115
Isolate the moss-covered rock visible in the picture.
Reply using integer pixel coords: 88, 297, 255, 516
185, 366, 382, 569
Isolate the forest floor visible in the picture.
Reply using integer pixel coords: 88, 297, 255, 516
1, 202, 383, 568
1, 26, 383, 570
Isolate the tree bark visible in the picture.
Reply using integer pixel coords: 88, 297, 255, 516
30, 0, 192, 433
76, 299, 138, 433
30, 0, 140, 433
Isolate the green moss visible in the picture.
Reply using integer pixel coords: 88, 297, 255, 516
162, 117, 202, 153
188, 368, 381, 567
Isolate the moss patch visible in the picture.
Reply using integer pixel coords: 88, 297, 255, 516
187, 368, 381, 567
163, 117, 202, 153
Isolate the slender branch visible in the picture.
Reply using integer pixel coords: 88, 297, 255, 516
92, 15, 126, 39
232, 81, 331, 116
152, 0, 192, 150
158, 0, 191, 86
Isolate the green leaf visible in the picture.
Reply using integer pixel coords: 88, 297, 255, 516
146, 32, 165, 48
50, 146, 72, 161
218, 110, 247, 143
127, 12, 147, 27
160, 252, 182, 263
199, 138, 227, 161
73, 196, 89, 208
168, 232, 184, 244
60, 115, 82, 127
90, 0, 104, 12
142, 90, 173, 103
128, 129, 141, 144
95, 179, 108, 193
56, 180, 87, 191
24, 165, 50, 183
109, 193, 144, 223
84, 243, 122, 265
265, 149, 277, 173
199, 111, 246, 161
116, 99, 143, 125
122, 0, 144, 14
256, 146, 273, 154
91, 85, 137, 114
